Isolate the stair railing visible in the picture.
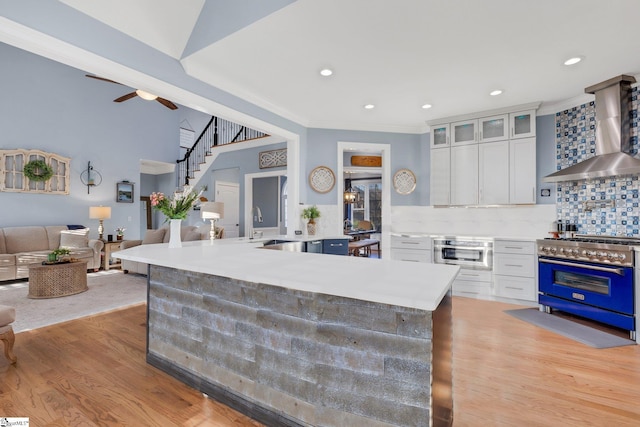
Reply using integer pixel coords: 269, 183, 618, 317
177, 116, 268, 186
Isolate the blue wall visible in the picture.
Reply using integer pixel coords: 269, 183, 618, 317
0, 43, 181, 239
305, 128, 429, 206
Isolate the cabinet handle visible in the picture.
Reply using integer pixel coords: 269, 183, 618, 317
402, 259, 420, 262
505, 264, 524, 267
532, 187, 535, 202
460, 291, 480, 295
401, 241, 420, 245
330, 243, 343, 247
511, 127, 514, 137
474, 131, 477, 142
504, 246, 524, 249
479, 131, 482, 141
505, 286, 524, 290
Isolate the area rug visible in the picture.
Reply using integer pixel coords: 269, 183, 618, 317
505, 308, 636, 349
0, 270, 147, 333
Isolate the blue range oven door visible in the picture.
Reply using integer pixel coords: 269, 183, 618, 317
539, 257, 634, 317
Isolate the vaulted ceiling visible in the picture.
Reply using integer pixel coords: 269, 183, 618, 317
8, 0, 640, 133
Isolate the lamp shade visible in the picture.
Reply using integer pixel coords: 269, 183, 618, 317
201, 201, 224, 220
89, 206, 111, 219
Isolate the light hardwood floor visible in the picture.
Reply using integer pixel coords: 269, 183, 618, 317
1, 298, 639, 426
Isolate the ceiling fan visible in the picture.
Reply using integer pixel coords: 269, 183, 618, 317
85, 74, 178, 110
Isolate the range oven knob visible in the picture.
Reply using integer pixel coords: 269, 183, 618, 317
558, 247, 565, 254
549, 247, 557, 255
585, 250, 596, 257
618, 253, 626, 261
608, 253, 619, 260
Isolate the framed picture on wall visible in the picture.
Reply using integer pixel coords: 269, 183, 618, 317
116, 181, 134, 203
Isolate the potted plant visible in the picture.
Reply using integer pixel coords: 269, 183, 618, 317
48, 248, 71, 263
115, 226, 126, 240
302, 205, 321, 235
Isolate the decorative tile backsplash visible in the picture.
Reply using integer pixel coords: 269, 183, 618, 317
555, 87, 640, 236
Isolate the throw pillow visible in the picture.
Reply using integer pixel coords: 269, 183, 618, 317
184, 230, 203, 242
59, 228, 90, 248
142, 229, 166, 244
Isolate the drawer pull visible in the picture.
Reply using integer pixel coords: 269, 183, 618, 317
504, 264, 524, 267
504, 246, 524, 250
505, 286, 524, 290
401, 241, 420, 245
402, 259, 420, 262
460, 291, 479, 295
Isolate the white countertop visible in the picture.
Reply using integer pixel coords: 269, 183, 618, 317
114, 237, 459, 311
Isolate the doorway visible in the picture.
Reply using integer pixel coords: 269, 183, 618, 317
337, 142, 390, 257
245, 170, 287, 237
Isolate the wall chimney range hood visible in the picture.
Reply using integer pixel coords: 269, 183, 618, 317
543, 74, 638, 182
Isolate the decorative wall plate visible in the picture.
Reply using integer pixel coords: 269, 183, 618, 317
309, 166, 335, 193
393, 168, 417, 195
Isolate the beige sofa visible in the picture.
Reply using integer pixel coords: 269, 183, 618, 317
120, 225, 222, 275
0, 226, 104, 281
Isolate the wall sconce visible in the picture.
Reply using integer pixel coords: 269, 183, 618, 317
89, 205, 111, 240
80, 161, 102, 194
201, 201, 224, 240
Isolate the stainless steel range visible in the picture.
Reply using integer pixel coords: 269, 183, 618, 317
537, 235, 637, 340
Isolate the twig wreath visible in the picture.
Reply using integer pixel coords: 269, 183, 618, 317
23, 159, 54, 182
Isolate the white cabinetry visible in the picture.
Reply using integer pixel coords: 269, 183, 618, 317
429, 103, 538, 206
479, 114, 508, 143
479, 140, 509, 205
390, 235, 432, 263
510, 110, 536, 139
451, 144, 478, 205
493, 239, 537, 302
510, 137, 537, 204
430, 147, 450, 205
430, 123, 450, 149
451, 119, 478, 145
452, 269, 492, 299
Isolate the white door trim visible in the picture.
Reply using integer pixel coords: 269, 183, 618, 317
245, 169, 287, 238
337, 141, 391, 257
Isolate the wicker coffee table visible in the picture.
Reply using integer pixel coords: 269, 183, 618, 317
28, 260, 88, 299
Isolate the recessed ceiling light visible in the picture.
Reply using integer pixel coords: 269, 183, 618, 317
421, 104, 432, 109
320, 68, 333, 76
489, 89, 503, 96
563, 56, 583, 66
364, 104, 375, 110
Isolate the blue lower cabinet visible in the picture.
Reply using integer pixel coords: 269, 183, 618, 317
323, 239, 348, 255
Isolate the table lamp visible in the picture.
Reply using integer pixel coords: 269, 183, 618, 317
201, 201, 224, 240
89, 206, 111, 240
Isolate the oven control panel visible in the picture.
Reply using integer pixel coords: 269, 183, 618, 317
537, 242, 633, 267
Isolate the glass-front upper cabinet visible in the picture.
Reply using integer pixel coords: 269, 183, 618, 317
430, 123, 450, 148
451, 119, 478, 145
510, 110, 536, 139
479, 114, 508, 143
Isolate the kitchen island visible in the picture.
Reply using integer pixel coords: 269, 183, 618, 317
115, 237, 459, 427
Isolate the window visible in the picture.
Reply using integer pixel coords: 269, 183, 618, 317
1, 149, 70, 194
349, 180, 381, 229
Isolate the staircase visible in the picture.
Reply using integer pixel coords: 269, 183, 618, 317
177, 116, 268, 187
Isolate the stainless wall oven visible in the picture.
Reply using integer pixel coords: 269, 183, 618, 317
433, 237, 493, 270
537, 236, 636, 340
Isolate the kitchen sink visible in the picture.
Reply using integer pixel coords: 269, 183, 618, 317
260, 240, 305, 252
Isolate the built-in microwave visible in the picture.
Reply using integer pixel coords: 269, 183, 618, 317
432, 237, 493, 270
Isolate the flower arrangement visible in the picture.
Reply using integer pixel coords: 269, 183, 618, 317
115, 227, 126, 236
151, 185, 203, 220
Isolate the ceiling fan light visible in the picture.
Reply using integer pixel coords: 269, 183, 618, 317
135, 89, 158, 101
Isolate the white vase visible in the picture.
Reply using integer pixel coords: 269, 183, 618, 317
168, 219, 182, 248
